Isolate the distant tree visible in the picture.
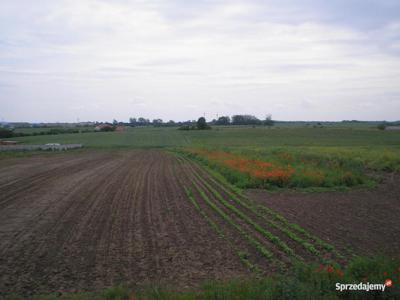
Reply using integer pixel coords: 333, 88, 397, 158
197, 117, 208, 130
182, 120, 195, 126
377, 123, 386, 130
167, 120, 176, 126
0, 128, 13, 138
264, 114, 274, 127
112, 119, 118, 125
178, 125, 194, 130
100, 125, 116, 132
231, 115, 261, 125
215, 116, 230, 125
138, 117, 150, 126
152, 119, 163, 127
129, 117, 137, 125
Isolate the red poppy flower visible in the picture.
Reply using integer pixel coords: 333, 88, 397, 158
326, 265, 334, 273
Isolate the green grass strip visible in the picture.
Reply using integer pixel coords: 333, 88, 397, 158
184, 186, 223, 236
212, 164, 338, 256
190, 165, 321, 257
185, 154, 337, 254
190, 178, 274, 261
191, 168, 297, 259
183, 186, 259, 273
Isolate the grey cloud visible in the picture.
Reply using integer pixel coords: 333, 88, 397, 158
1, 0, 400, 122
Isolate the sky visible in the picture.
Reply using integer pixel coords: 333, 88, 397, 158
1, 0, 400, 122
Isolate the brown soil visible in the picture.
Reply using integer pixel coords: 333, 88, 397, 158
0, 151, 248, 297
3, 150, 395, 297
176, 157, 341, 267
245, 174, 400, 257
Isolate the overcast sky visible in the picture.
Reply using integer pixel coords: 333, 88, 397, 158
1, 0, 400, 122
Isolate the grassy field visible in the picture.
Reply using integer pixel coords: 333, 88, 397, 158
180, 148, 370, 190
5, 126, 400, 189
12, 127, 68, 134
2, 125, 400, 299
12, 126, 96, 134
6, 126, 400, 148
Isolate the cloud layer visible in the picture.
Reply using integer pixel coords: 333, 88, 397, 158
1, 0, 399, 122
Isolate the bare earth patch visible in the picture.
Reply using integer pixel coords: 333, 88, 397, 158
0, 151, 248, 297
246, 174, 400, 257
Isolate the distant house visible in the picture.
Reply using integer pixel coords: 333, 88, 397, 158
115, 125, 126, 132
0, 140, 18, 145
94, 124, 114, 131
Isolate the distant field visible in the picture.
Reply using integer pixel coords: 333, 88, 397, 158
12, 126, 95, 134
12, 127, 60, 134
1, 124, 400, 183
7, 125, 400, 148
8, 127, 186, 148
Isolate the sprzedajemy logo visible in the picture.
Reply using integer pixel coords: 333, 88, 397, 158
336, 279, 393, 292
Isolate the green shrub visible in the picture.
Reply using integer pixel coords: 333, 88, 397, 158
377, 124, 386, 130
0, 128, 13, 138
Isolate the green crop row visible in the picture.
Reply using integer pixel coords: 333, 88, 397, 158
183, 186, 258, 273
183, 186, 223, 237
189, 178, 275, 261
181, 155, 340, 261
181, 155, 321, 254
190, 167, 296, 259
177, 153, 339, 265
214, 179, 319, 256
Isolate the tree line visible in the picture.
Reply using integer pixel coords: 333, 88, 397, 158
0, 114, 275, 138
126, 114, 274, 127
214, 115, 274, 126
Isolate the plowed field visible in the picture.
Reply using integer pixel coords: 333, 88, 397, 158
0, 150, 339, 297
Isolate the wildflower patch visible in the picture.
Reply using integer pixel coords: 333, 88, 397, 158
185, 148, 367, 189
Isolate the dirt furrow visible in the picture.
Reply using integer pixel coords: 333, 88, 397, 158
183, 158, 322, 261
0, 153, 115, 209
183, 156, 339, 263
175, 156, 284, 273
0, 155, 130, 294
0, 150, 254, 297
164, 155, 247, 282
0, 154, 121, 254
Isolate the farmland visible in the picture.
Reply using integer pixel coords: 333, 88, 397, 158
7, 125, 400, 148
0, 150, 333, 296
0, 151, 244, 296
5, 126, 400, 186
0, 126, 400, 298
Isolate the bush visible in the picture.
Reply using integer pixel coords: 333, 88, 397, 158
197, 117, 211, 130
0, 128, 13, 138
178, 125, 197, 130
377, 124, 386, 130
100, 126, 116, 132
